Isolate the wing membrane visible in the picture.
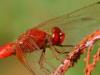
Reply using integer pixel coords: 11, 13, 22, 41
33, 1, 100, 44
34, 1, 100, 29
16, 1, 100, 75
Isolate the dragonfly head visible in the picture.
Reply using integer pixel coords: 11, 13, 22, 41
52, 27, 65, 45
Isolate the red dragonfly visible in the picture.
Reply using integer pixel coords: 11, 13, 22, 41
0, 1, 100, 75
0, 26, 73, 75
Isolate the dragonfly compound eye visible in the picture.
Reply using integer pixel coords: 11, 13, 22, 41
52, 27, 65, 45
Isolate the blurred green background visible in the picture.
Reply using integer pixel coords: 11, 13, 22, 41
0, 0, 100, 75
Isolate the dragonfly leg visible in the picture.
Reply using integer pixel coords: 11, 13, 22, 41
39, 48, 53, 74
39, 48, 46, 68
57, 44, 74, 47
55, 44, 74, 54
54, 47, 69, 54
46, 35, 63, 62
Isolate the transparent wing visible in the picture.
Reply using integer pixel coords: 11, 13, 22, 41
33, 1, 100, 44
16, 1, 100, 75
16, 34, 66, 75
22, 37, 72, 75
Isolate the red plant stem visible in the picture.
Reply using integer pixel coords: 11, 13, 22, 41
51, 30, 100, 75
84, 48, 100, 75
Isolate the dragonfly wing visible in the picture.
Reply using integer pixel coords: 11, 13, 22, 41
34, 1, 100, 29
15, 43, 37, 75
15, 35, 57, 75
33, 1, 100, 44
16, 1, 100, 75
